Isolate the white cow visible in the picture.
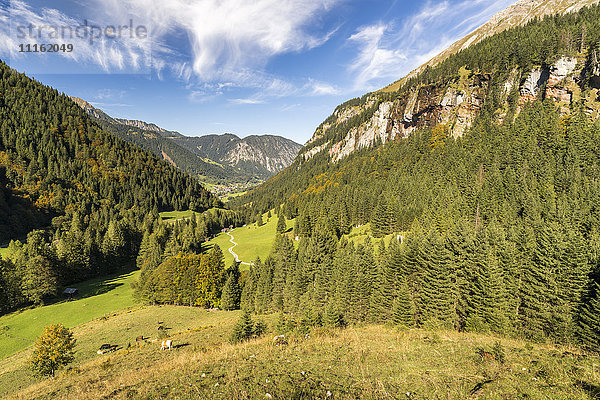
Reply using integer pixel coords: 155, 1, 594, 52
161, 339, 172, 350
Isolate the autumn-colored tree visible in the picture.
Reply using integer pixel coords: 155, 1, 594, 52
29, 324, 76, 377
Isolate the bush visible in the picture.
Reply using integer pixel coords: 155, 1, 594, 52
230, 311, 268, 343
29, 324, 76, 377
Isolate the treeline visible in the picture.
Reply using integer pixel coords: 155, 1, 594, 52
233, 97, 600, 348
0, 60, 222, 313
134, 209, 244, 307
242, 221, 598, 347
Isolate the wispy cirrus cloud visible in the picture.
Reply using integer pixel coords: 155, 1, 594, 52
0, 0, 153, 73
1, 0, 341, 87
347, 0, 515, 91
96, 0, 342, 83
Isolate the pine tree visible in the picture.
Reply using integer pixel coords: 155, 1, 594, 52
577, 275, 600, 350
392, 278, 414, 327
277, 214, 287, 234
221, 262, 242, 311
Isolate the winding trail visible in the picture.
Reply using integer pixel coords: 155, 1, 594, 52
226, 232, 253, 266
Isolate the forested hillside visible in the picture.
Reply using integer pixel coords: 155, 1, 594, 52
0, 61, 221, 314
73, 98, 302, 185
232, 5, 600, 347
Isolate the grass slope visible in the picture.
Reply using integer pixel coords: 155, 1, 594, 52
0, 306, 246, 398
8, 321, 600, 399
0, 269, 139, 360
159, 210, 198, 221
204, 211, 295, 267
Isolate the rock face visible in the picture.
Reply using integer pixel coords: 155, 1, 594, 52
174, 133, 302, 176
301, 0, 600, 165
304, 56, 596, 164
521, 68, 549, 97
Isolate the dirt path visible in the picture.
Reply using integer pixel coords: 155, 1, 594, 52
226, 232, 253, 266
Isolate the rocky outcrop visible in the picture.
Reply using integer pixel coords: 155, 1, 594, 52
382, 0, 600, 93
521, 68, 549, 98
310, 56, 592, 163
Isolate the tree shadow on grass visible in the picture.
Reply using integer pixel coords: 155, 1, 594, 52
43, 265, 138, 306
576, 380, 600, 398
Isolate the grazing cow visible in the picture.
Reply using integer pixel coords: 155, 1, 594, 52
161, 339, 172, 350
135, 335, 144, 342
273, 335, 288, 346
97, 344, 117, 355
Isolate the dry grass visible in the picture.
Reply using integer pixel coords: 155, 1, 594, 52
6, 317, 600, 400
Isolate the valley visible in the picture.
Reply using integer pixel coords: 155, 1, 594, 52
2, 0, 600, 398
72, 98, 303, 188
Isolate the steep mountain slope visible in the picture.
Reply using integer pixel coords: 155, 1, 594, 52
72, 98, 302, 185
231, 3, 600, 348
292, 0, 600, 166
383, 0, 600, 93
0, 60, 220, 313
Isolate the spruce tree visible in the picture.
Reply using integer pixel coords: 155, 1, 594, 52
221, 262, 242, 311
277, 213, 287, 234
577, 276, 600, 350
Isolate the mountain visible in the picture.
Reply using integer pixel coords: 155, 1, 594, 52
382, 0, 600, 93
71, 98, 302, 186
177, 133, 302, 177
230, 2, 600, 345
293, 0, 600, 166
0, 59, 224, 313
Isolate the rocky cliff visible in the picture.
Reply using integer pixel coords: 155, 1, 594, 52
301, 0, 600, 164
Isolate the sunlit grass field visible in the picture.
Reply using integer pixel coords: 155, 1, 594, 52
204, 210, 295, 267
8, 319, 600, 399
0, 269, 139, 360
159, 210, 198, 221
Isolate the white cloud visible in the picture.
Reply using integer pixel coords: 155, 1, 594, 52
0, 0, 152, 73
95, 0, 341, 83
229, 98, 265, 105
0, 0, 340, 87
307, 79, 340, 95
348, 24, 406, 90
347, 0, 515, 91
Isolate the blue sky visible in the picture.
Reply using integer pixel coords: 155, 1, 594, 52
0, 0, 515, 144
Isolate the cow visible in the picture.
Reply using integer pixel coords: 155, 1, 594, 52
161, 339, 172, 350
273, 335, 288, 346
135, 335, 145, 342
97, 344, 117, 355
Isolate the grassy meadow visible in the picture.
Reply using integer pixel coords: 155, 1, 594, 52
0, 305, 249, 398
7, 320, 600, 399
159, 210, 198, 221
0, 269, 139, 360
205, 210, 295, 267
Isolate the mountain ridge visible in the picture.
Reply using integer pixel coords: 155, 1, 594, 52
382, 0, 600, 93
71, 97, 302, 185
295, 0, 600, 166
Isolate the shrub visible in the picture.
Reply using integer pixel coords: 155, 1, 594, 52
29, 324, 76, 377
231, 311, 268, 343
